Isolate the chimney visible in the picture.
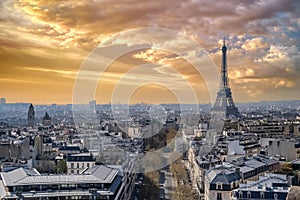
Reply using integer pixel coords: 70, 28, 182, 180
235, 167, 240, 174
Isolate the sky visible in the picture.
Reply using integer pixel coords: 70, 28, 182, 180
0, 0, 300, 104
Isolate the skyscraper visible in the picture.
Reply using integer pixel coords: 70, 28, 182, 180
28, 103, 35, 127
212, 38, 239, 119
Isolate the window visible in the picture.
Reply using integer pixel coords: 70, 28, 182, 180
71, 163, 74, 168
247, 191, 251, 199
260, 192, 265, 199
239, 191, 243, 198
217, 193, 222, 200
216, 182, 222, 190
82, 163, 84, 168
87, 163, 90, 168
217, 192, 222, 200
274, 193, 278, 200
77, 163, 79, 168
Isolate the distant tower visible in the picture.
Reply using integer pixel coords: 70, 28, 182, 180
89, 100, 96, 111
0, 98, 6, 104
42, 112, 52, 126
28, 103, 35, 127
212, 38, 239, 119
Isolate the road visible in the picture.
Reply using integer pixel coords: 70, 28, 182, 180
162, 168, 177, 200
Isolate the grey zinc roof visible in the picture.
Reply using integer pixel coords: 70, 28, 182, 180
17, 175, 101, 185
238, 173, 289, 192
211, 171, 241, 184
206, 169, 218, 183
244, 159, 266, 168
255, 155, 278, 166
240, 166, 255, 174
1, 165, 119, 186
83, 165, 118, 180
1, 168, 28, 186
212, 172, 231, 184
206, 166, 241, 184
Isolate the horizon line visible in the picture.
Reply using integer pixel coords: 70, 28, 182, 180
1, 99, 300, 106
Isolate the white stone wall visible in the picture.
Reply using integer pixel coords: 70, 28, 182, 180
67, 161, 95, 174
208, 190, 233, 200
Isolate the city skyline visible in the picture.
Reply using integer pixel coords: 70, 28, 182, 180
1, 0, 300, 104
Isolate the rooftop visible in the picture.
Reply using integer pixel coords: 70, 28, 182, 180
206, 164, 241, 184
43, 112, 51, 120
237, 173, 289, 192
1, 165, 118, 187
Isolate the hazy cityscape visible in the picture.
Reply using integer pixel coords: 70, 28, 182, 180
1, 97, 300, 200
1, 0, 300, 200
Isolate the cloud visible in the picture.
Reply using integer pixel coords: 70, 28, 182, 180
0, 0, 299, 103
133, 49, 175, 65
3, 0, 297, 49
241, 37, 269, 51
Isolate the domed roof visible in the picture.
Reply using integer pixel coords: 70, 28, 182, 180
43, 112, 51, 120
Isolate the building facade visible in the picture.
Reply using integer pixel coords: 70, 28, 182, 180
205, 164, 242, 200
233, 173, 290, 200
67, 153, 96, 174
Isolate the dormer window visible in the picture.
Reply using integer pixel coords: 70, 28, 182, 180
247, 191, 251, 199
239, 191, 243, 198
260, 192, 265, 199
216, 182, 222, 190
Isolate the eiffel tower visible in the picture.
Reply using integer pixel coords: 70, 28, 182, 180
212, 38, 239, 119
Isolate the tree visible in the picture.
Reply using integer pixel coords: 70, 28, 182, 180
35, 160, 57, 174
57, 160, 67, 174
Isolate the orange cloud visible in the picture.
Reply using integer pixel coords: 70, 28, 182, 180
241, 37, 269, 51
0, 0, 299, 103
